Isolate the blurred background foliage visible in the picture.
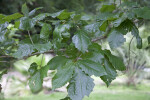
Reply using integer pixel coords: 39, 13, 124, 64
0, 0, 150, 100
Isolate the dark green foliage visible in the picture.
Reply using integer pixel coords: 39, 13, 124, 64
0, 1, 149, 100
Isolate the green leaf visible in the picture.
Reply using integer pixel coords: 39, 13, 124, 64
0, 22, 8, 42
40, 23, 52, 39
78, 59, 107, 77
28, 62, 49, 93
34, 42, 52, 53
29, 7, 43, 17
113, 17, 127, 27
29, 71, 42, 93
52, 61, 75, 89
72, 30, 91, 53
133, 7, 150, 19
130, 22, 142, 49
22, 3, 29, 17
104, 50, 126, 71
97, 12, 119, 21
0, 14, 5, 19
148, 36, 150, 44
67, 67, 95, 100
12, 44, 34, 59
1, 13, 23, 23
82, 52, 104, 65
99, 21, 108, 32
60, 97, 71, 100
100, 58, 117, 87
0, 69, 7, 80
107, 29, 126, 49
28, 62, 38, 76
33, 13, 51, 22
51, 10, 72, 20
40, 64, 49, 79
19, 17, 36, 30
53, 24, 71, 41
100, 4, 116, 12
47, 56, 68, 70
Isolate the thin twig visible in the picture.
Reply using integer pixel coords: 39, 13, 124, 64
120, 0, 122, 5
0, 34, 108, 60
0, 55, 13, 58
27, 30, 34, 45
0, 61, 9, 63
127, 36, 134, 70
92, 35, 107, 42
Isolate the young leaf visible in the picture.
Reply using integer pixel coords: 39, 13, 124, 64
52, 61, 75, 89
2, 13, 23, 23
40, 23, 52, 39
78, 59, 107, 77
72, 30, 91, 53
67, 67, 95, 100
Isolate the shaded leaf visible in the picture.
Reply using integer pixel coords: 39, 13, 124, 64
28, 62, 38, 76
148, 36, 150, 44
47, 56, 68, 70
34, 42, 52, 53
100, 4, 116, 12
29, 7, 43, 17
108, 29, 126, 49
100, 58, 117, 87
133, 7, 150, 19
0, 22, 8, 42
21, 3, 29, 17
40, 23, 52, 39
12, 44, 34, 59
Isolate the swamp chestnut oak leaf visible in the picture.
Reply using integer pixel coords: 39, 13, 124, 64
72, 30, 91, 53
67, 67, 95, 100
1, 1, 149, 100
52, 61, 75, 89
